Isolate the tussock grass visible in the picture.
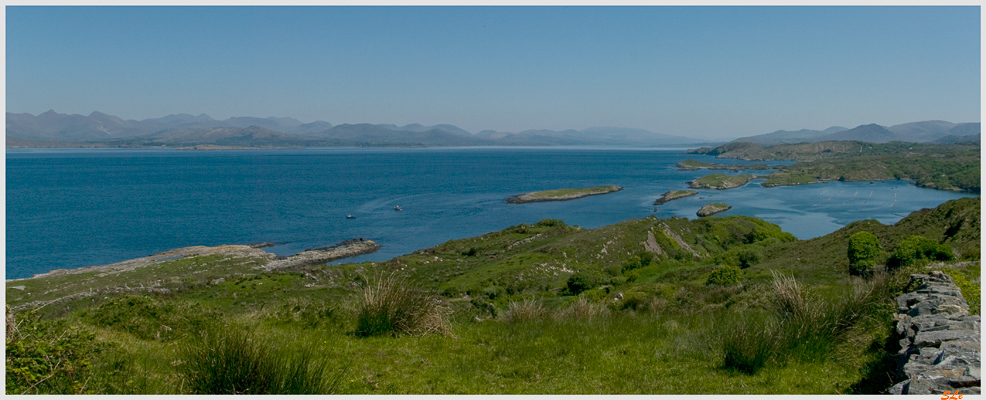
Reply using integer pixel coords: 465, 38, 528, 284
718, 271, 888, 375
354, 272, 451, 337
554, 297, 610, 321
499, 298, 548, 323
177, 325, 332, 394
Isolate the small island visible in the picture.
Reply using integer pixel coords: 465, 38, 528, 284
688, 173, 758, 190
697, 202, 732, 217
654, 190, 698, 205
507, 185, 622, 204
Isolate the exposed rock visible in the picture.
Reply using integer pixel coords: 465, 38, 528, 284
262, 240, 380, 271
12, 245, 275, 281
888, 271, 981, 395
642, 230, 663, 255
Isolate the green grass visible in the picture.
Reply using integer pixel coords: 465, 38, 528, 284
5, 197, 979, 394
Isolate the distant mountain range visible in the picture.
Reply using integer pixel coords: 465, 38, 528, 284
733, 120, 980, 145
6, 111, 980, 149
5, 110, 705, 148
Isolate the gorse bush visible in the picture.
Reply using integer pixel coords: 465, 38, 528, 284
177, 326, 331, 394
354, 272, 451, 337
565, 270, 602, 295
706, 265, 741, 286
847, 231, 882, 276
886, 235, 954, 271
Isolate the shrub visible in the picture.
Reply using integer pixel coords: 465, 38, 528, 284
736, 247, 762, 269
499, 298, 547, 323
565, 270, 602, 295
6, 310, 108, 394
177, 327, 331, 394
886, 235, 954, 271
354, 272, 451, 337
847, 231, 882, 276
535, 218, 565, 228
706, 265, 741, 286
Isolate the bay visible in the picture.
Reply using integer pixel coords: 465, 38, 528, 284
5, 147, 975, 280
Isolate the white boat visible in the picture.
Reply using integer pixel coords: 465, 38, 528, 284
346, 214, 354, 219
394, 205, 402, 211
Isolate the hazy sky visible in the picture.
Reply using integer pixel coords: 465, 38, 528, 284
6, 6, 981, 140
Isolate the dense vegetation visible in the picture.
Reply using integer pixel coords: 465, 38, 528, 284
6, 197, 980, 394
688, 141, 980, 192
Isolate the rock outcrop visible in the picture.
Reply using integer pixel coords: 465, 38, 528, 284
697, 203, 731, 217
889, 271, 981, 395
261, 239, 380, 270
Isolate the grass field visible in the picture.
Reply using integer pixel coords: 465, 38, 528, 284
6, 197, 980, 394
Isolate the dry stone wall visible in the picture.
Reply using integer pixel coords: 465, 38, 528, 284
890, 271, 981, 395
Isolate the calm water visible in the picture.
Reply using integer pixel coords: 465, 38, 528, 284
6, 147, 976, 279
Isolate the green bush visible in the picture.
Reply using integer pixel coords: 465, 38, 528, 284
565, 270, 602, 295
706, 265, 741, 286
736, 247, 762, 269
847, 231, 882, 276
887, 235, 954, 271
6, 311, 108, 394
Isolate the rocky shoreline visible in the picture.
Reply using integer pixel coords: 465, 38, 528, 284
9, 239, 380, 282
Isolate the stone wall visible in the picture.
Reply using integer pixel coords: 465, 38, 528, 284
889, 271, 981, 394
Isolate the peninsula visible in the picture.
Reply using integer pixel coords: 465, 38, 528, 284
506, 185, 623, 204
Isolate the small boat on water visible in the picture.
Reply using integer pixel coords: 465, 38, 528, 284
394, 205, 402, 211
346, 214, 355, 219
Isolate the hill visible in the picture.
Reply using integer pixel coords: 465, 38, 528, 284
687, 141, 981, 192
733, 121, 980, 145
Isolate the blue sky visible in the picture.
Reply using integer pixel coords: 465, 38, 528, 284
5, 6, 981, 139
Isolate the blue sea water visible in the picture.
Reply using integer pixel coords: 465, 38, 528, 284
5, 147, 977, 280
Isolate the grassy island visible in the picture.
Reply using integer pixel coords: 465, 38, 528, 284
5, 197, 981, 395
654, 190, 698, 205
688, 174, 757, 190
696, 202, 732, 217
507, 185, 622, 204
